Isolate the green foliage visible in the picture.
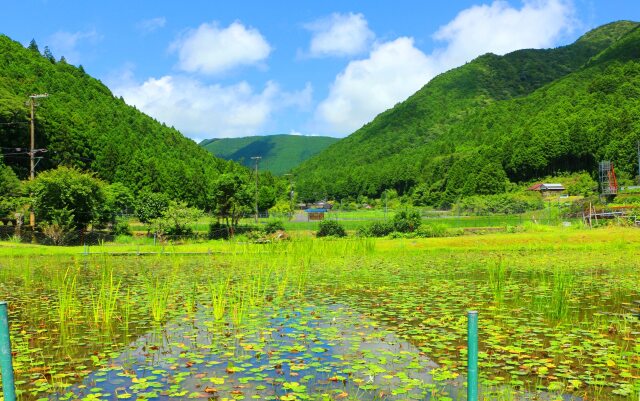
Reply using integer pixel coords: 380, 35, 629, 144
0, 34, 238, 209
563, 172, 598, 196
151, 201, 204, 237
457, 192, 544, 215
112, 219, 132, 236
99, 182, 134, 225
201, 134, 339, 175
392, 208, 422, 233
29, 166, 104, 231
316, 220, 346, 237
213, 172, 253, 230
357, 221, 394, 237
293, 21, 640, 207
0, 160, 23, 217
415, 224, 456, 238
263, 220, 285, 234
135, 191, 170, 224
208, 221, 230, 240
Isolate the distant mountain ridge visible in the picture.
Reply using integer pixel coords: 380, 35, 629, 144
293, 20, 640, 206
200, 134, 339, 175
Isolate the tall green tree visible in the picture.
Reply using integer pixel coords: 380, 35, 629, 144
29, 166, 105, 231
213, 172, 253, 234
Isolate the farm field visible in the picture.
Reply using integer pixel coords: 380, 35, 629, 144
0, 227, 638, 400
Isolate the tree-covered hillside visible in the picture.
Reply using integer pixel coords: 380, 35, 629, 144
0, 35, 239, 210
200, 134, 339, 175
293, 21, 640, 206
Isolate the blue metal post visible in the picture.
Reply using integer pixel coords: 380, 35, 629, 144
468, 310, 479, 401
0, 301, 17, 401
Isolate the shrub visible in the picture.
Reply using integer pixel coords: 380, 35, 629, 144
29, 166, 105, 231
358, 221, 394, 237
152, 201, 203, 238
112, 219, 132, 236
263, 220, 285, 234
317, 220, 346, 237
392, 208, 422, 233
416, 223, 451, 238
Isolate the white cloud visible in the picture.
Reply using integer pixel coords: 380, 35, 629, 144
305, 13, 374, 57
137, 17, 166, 34
316, 38, 434, 134
170, 21, 271, 75
315, 0, 577, 134
113, 73, 311, 139
432, 0, 576, 69
47, 29, 102, 64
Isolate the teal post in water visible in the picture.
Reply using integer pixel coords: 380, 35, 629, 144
0, 301, 17, 401
468, 310, 478, 401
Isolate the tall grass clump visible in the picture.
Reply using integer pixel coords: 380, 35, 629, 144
146, 277, 171, 322
90, 265, 122, 325
548, 268, 574, 320
56, 267, 78, 324
488, 259, 509, 303
209, 278, 230, 322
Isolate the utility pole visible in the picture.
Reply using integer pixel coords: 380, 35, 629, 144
251, 156, 261, 223
28, 93, 48, 228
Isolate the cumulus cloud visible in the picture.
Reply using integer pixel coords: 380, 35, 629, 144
137, 17, 166, 34
47, 29, 102, 64
113, 73, 311, 139
305, 13, 374, 57
317, 38, 435, 134
316, 0, 576, 135
170, 21, 271, 75
432, 0, 576, 69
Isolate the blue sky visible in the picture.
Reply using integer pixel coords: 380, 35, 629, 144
1, 1, 638, 140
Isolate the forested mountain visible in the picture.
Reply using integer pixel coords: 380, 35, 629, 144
200, 134, 339, 175
294, 21, 640, 206
0, 35, 240, 209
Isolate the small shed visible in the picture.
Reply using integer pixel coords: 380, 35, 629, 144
305, 208, 327, 221
528, 183, 565, 196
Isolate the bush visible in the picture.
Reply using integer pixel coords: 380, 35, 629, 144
151, 201, 203, 238
263, 220, 285, 234
415, 223, 459, 238
392, 208, 422, 233
29, 166, 105, 231
457, 193, 543, 215
317, 220, 346, 237
358, 221, 394, 237
112, 219, 132, 236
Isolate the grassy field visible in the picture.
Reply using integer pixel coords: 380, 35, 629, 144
128, 208, 567, 236
0, 227, 638, 400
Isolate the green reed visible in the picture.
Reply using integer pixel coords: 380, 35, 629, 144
56, 267, 78, 324
90, 265, 122, 325
146, 276, 172, 322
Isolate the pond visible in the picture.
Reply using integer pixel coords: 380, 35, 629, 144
0, 238, 638, 400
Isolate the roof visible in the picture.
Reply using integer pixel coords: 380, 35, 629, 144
305, 208, 328, 213
540, 183, 565, 191
527, 183, 565, 191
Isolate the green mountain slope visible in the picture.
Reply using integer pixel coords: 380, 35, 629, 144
200, 134, 339, 175
0, 35, 238, 209
294, 21, 640, 205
